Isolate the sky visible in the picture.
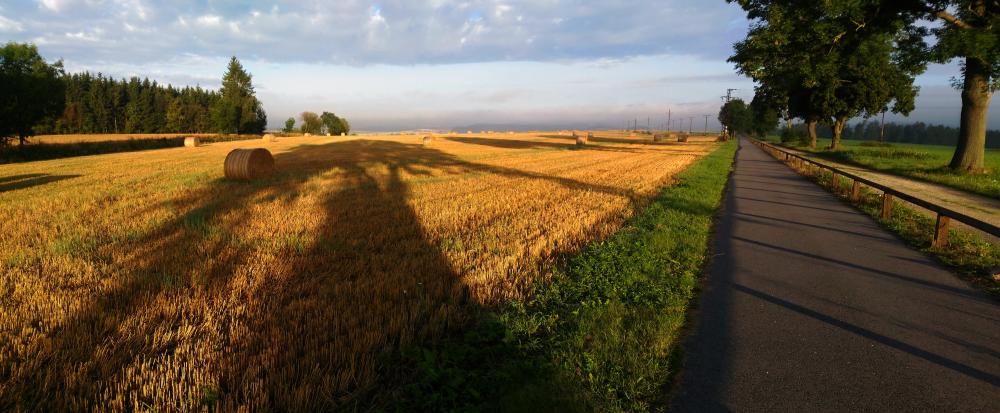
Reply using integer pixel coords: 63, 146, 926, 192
0, 0, 995, 132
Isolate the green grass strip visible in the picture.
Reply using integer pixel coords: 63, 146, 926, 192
385, 140, 738, 413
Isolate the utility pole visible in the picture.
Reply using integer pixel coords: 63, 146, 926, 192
688, 117, 694, 134
720, 89, 739, 139
879, 110, 886, 143
724, 88, 738, 103
647, 117, 650, 132
667, 110, 672, 133
703, 115, 710, 133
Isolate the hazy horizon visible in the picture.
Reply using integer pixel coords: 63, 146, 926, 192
2, 0, 996, 131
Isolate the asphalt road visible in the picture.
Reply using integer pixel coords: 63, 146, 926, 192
670, 139, 1000, 412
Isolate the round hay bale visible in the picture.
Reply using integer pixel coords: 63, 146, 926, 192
653, 133, 665, 142
224, 148, 274, 180
341, 132, 346, 136
184, 136, 201, 147
587, 132, 594, 139
304, 132, 312, 137
262, 134, 276, 142
677, 133, 689, 143
422, 135, 434, 146
576, 134, 588, 146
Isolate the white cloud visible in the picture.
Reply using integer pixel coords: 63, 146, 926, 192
196, 14, 221, 27
0, 15, 23, 32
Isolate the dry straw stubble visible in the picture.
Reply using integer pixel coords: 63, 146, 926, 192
0, 133, 719, 411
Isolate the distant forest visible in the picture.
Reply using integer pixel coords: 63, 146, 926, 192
32, 72, 220, 135
791, 121, 1000, 149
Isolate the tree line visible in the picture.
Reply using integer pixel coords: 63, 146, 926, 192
792, 121, 1000, 148
718, 0, 998, 172
33, 73, 220, 135
286, 111, 351, 135
1, 42, 268, 146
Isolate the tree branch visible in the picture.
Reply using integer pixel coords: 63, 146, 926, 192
934, 9, 973, 29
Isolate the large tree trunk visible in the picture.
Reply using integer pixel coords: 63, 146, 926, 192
831, 116, 847, 150
950, 56, 993, 172
806, 119, 818, 148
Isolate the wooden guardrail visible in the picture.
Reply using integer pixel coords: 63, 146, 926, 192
751, 139, 1000, 247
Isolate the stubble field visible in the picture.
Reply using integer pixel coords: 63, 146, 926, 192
0, 131, 719, 411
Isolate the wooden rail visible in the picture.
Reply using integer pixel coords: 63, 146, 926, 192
751, 139, 1000, 248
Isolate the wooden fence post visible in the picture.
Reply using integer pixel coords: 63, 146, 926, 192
831, 172, 840, 192
882, 194, 894, 220
851, 180, 861, 202
933, 214, 951, 248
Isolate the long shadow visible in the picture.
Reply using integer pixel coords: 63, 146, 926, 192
0, 173, 46, 184
734, 195, 863, 216
751, 274, 1000, 360
733, 211, 897, 242
732, 284, 1000, 386
539, 133, 688, 147
0, 174, 81, 193
0, 135, 255, 164
731, 235, 994, 303
731, 185, 833, 199
446, 136, 642, 153
1, 138, 638, 411
668, 140, 741, 412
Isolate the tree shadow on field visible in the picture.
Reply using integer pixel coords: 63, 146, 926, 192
0, 173, 81, 193
2, 138, 638, 411
539, 133, 691, 147
446, 136, 642, 153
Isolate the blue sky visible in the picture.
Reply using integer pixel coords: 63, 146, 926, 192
0, 0, 995, 131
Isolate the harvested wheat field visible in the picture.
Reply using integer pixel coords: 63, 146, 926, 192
0, 132, 719, 411
26, 133, 220, 144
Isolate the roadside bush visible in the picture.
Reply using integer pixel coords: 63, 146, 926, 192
780, 128, 807, 145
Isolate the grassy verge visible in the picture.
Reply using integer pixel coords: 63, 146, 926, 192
382, 140, 738, 412
0, 134, 260, 164
772, 137, 1000, 200
767, 147, 1000, 298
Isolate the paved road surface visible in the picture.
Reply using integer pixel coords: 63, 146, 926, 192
670, 139, 1000, 412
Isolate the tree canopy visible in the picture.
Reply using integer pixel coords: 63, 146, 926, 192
728, 1, 921, 149
320, 112, 350, 135
0, 42, 65, 145
729, 0, 998, 171
212, 57, 267, 134
300, 112, 322, 134
719, 99, 753, 138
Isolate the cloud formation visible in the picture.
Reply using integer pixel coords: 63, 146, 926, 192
4, 0, 747, 65
1, 1, 988, 130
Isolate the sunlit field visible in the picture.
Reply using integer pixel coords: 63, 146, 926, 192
782, 138, 1000, 199
0, 131, 719, 411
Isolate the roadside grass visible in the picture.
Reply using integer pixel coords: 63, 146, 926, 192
771, 137, 1000, 200
785, 158, 1000, 298
383, 140, 738, 412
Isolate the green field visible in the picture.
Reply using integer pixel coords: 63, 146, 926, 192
776, 138, 1000, 200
